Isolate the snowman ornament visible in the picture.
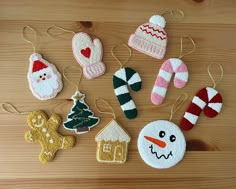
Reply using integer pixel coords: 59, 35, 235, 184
137, 94, 187, 169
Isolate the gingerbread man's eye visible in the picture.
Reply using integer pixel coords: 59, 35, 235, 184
159, 131, 165, 138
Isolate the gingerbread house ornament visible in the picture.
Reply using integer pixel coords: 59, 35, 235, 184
95, 120, 131, 163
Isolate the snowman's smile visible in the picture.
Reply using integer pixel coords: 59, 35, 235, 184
149, 144, 173, 159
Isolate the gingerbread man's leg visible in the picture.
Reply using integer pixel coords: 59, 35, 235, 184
39, 148, 57, 163
60, 136, 75, 149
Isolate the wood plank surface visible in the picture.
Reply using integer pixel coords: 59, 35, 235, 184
0, 0, 236, 188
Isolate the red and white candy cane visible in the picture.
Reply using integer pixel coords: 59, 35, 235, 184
180, 63, 224, 131
151, 58, 188, 105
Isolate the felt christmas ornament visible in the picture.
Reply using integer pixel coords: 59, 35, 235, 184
112, 44, 142, 119
72, 32, 106, 79
151, 36, 195, 105
94, 99, 131, 164
23, 26, 63, 100
128, 15, 167, 59
25, 110, 75, 163
64, 91, 100, 134
137, 94, 187, 169
28, 53, 63, 100
180, 64, 224, 131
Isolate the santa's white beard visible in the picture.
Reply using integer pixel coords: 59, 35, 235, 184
29, 68, 61, 99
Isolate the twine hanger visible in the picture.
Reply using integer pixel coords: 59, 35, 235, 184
94, 98, 116, 120
178, 35, 196, 59
22, 25, 38, 53
1, 103, 31, 115
161, 9, 185, 22
111, 43, 132, 69
169, 93, 188, 121
207, 63, 223, 89
46, 25, 76, 38
63, 66, 83, 93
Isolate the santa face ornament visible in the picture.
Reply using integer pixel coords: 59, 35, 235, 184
137, 120, 186, 169
27, 53, 63, 100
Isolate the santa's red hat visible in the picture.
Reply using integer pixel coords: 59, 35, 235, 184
32, 60, 48, 73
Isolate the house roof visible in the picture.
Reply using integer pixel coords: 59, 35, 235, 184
95, 119, 131, 142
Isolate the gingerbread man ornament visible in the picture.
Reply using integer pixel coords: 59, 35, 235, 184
25, 110, 75, 163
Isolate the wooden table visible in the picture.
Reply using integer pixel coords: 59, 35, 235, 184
0, 0, 236, 188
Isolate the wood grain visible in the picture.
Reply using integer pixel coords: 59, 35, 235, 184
0, 0, 236, 188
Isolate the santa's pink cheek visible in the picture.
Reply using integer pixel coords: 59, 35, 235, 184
36, 79, 41, 83
46, 74, 52, 79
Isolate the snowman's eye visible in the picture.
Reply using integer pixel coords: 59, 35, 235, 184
44, 73, 46, 76
159, 131, 165, 138
39, 75, 42, 78
170, 135, 176, 142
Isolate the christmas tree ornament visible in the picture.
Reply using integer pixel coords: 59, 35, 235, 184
151, 36, 195, 105
128, 10, 184, 59
94, 98, 131, 164
63, 66, 100, 134
137, 94, 187, 169
1, 103, 75, 163
23, 26, 63, 100
112, 44, 142, 119
47, 25, 106, 79
180, 64, 223, 131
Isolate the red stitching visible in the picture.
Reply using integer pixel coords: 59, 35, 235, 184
142, 24, 166, 35
139, 28, 167, 40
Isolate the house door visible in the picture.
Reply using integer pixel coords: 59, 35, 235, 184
114, 145, 123, 162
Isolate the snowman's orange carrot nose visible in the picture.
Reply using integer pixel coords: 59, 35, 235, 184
144, 136, 166, 148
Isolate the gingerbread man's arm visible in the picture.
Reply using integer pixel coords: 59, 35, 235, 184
47, 114, 61, 130
25, 130, 40, 143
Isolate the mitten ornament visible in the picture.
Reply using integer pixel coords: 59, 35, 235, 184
23, 26, 63, 100
137, 94, 187, 169
72, 32, 106, 79
151, 36, 195, 105
128, 15, 167, 59
112, 44, 142, 119
180, 64, 223, 130
94, 99, 131, 164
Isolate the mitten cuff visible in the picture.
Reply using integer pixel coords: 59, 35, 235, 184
83, 61, 106, 79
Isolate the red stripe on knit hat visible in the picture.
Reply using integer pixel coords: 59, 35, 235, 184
32, 60, 48, 73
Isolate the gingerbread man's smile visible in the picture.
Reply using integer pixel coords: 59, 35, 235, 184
32, 115, 45, 128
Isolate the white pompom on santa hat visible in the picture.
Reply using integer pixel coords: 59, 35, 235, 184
30, 53, 48, 73
149, 15, 166, 28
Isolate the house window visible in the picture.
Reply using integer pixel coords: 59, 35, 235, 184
103, 144, 112, 152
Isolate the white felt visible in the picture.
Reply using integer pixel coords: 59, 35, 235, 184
121, 100, 136, 111
114, 68, 126, 81
152, 86, 167, 97
114, 85, 129, 96
149, 15, 166, 28
95, 120, 130, 142
137, 120, 186, 169
72, 32, 102, 65
184, 112, 198, 124
28, 53, 63, 100
169, 58, 182, 71
192, 96, 207, 109
206, 87, 218, 101
208, 103, 222, 112
128, 72, 141, 85
175, 72, 188, 82
158, 69, 172, 81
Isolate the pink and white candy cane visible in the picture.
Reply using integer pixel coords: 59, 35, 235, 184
180, 87, 223, 131
151, 58, 188, 105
